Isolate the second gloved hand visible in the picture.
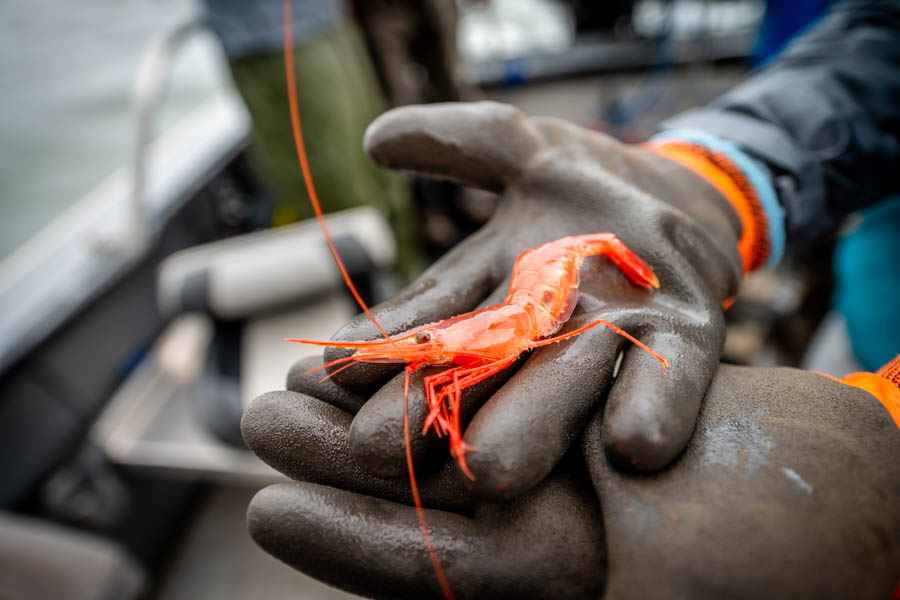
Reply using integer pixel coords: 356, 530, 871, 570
244, 360, 900, 598
324, 102, 744, 493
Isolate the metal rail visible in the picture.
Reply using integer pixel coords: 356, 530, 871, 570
129, 19, 210, 246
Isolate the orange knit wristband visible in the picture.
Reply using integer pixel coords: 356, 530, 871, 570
646, 140, 771, 273
820, 355, 900, 431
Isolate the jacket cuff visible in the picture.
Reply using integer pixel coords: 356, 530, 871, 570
660, 109, 829, 242
647, 130, 786, 271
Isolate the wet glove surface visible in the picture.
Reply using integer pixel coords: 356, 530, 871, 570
243, 361, 900, 599
322, 101, 743, 493
585, 366, 900, 599
245, 356, 606, 599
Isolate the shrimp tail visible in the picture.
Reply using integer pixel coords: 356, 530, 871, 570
609, 241, 660, 290
581, 233, 660, 289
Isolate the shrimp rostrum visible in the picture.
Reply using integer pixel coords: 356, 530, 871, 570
288, 233, 667, 479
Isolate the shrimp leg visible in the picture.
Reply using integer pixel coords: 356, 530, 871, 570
530, 318, 668, 371
422, 356, 519, 479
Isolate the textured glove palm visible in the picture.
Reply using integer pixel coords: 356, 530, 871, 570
324, 101, 743, 494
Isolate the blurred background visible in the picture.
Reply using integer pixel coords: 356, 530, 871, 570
0, 0, 854, 598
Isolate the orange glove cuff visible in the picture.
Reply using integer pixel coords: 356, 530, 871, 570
645, 140, 771, 273
822, 355, 900, 431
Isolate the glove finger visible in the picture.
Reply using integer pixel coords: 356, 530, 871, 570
247, 466, 605, 599
601, 330, 718, 471
241, 390, 472, 511
286, 356, 367, 414
461, 312, 626, 499
364, 101, 543, 193
322, 227, 501, 391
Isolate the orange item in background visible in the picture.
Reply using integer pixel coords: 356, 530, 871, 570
821, 355, 900, 430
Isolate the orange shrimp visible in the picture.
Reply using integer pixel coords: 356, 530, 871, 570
288, 234, 668, 477
281, 4, 665, 596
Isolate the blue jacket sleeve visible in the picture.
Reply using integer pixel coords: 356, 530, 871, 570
662, 0, 900, 242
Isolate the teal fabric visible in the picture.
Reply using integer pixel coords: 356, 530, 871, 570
651, 129, 786, 269
833, 196, 900, 371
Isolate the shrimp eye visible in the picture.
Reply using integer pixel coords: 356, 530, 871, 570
415, 331, 432, 344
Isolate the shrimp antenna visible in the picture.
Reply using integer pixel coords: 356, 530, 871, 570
282, 5, 453, 598
282, 1, 391, 343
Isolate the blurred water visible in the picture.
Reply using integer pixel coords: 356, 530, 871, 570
0, 0, 235, 260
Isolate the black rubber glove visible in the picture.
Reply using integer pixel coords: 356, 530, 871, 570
247, 356, 606, 598
244, 361, 900, 599
321, 101, 743, 492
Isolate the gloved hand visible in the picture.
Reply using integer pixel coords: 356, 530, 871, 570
585, 366, 900, 599
247, 356, 606, 599
243, 360, 900, 599
322, 101, 743, 493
